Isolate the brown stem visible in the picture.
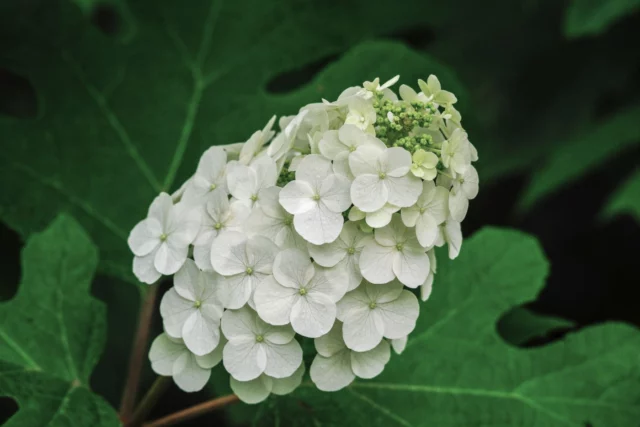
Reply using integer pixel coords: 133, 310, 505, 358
126, 376, 171, 427
142, 394, 240, 427
119, 284, 160, 422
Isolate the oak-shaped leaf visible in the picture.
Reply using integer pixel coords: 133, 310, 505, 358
0, 214, 119, 426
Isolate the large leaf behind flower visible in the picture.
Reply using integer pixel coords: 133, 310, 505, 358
0, 0, 463, 286
248, 228, 640, 426
0, 215, 119, 426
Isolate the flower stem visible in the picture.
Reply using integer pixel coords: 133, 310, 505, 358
142, 394, 240, 427
126, 376, 171, 427
119, 284, 160, 423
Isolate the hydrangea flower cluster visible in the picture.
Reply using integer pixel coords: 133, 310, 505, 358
130, 75, 479, 403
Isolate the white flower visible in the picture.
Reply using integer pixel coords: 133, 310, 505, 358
318, 124, 385, 164
345, 97, 376, 134
279, 155, 351, 244
418, 75, 457, 105
239, 116, 276, 165
410, 149, 439, 180
448, 165, 479, 222
398, 84, 429, 104
159, 259, 224, 355
230, 361, 305, 404
210, 232, 278, 309
359, 215, 430, 287
336, 280, 419, 351
308, 221, 373, 291
441, 128, 471, 176
128, 193, 200, 284
149, 332, 224, 392
221, 306, 303, 381
192, 191, 250, 271
401, 181, 449, 247
364, 203, 400, 228
246, 187, 306, 251
310, 322, 390, 391
227, 156, 277, 208
420, 249, 437, 301
267, 111, 308, 162
349, 146, 422, 212
363, 75, 400, 93
391, 336, 407, 354
443, 219, 462, 260
254, 249, 348, 338
182, 147, 228, 205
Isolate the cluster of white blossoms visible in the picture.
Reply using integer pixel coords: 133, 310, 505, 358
131, 75, 479, 403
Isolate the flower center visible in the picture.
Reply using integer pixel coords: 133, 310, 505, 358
378, 172, 387, 179
194, 300, 202, 308
299, 288, 308, 296
250, 194, 258, 202
349, 145, 357, 152
395, 243, 404, 252
159, 233, 168, 242
246, 267, 254, 275
256, 335, 264, 343
419, 207, 426, 214
284, 216, 293, 226
312, 194, 321, 201
209, 183, 217, 191
369, 302, 377, 309
347, 247, 356, 255
214, 222, 223, 230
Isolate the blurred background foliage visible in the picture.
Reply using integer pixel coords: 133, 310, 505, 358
0, 0, 639, 425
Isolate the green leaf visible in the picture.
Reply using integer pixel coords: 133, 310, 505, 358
248, 228, 640, 426
517, 105, 640, 211
602, 168, 640, 222
499, 307, 575, 346
0, 214, 119, 426
0, 0, 463, 286
565, 0, 640, 38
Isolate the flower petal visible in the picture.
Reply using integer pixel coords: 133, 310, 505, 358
308, 240, 346, 268
154, 242, 188, 275
271, 362, 305, 395
314, 321, 347, 357
273, 248, 314, 288
279, 180, 316, 215
381, 147, 411, 177
230, 375, 272, 404
318, 130, 345, 160
319, 174, 352, 213
254, 275, 298, 325
263, 340, 303, 378
350, 339, 390, 379
160, 288, 195, 338
173, 259, 200, 301
415, 213, 439, 248
128, 218, 161, 256
182, 310, 221, 356
227, 164, 257, 200
310, 351, 354, 392
221, 306, 260, 340
210, 231, 247, 276
351, 174, 388, 212
133, 248, 162, 284
386, 175, 422, 208
342, 308, 384, 352
349, 146, 381, 176
149, 333, 185, 376
392, 248, 430, 288
359, 242, 396, 284
290, 293, 336, 338
223, 340, 266, 381
294, 204, 344, 245
173, 352, 211, 392
378, 290, 420, 339
295, 154, 332, 186
217, 273, 253, 309
449, 189, 469, 222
